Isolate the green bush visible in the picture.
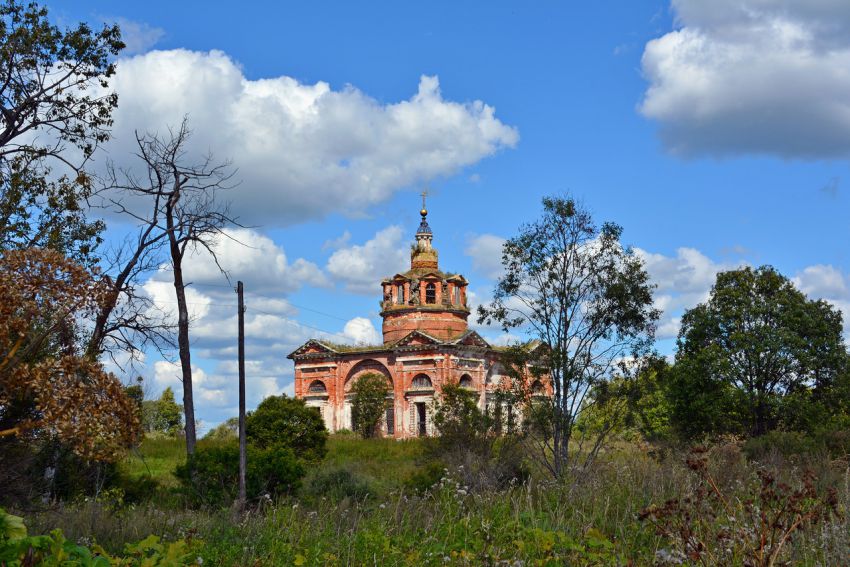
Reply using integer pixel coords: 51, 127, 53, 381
0, 508, 200, 566
246, 395, 327, 461
350, 372, 390, 438
402, 460, 445, 494
303, 467, 373, 502
743, 428, 850, 461
175, 443, 304, 508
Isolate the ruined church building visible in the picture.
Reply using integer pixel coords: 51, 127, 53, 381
289, 198, 547, 438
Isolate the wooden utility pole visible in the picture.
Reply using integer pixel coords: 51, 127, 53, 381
236, 281, 247, 511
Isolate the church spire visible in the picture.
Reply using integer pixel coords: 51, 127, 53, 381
411, 189, 438, 270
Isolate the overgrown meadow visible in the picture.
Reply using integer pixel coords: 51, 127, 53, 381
14, 434, 850, 566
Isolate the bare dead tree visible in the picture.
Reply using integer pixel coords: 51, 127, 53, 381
101, 117, 237, 459
85, 232, 175, 367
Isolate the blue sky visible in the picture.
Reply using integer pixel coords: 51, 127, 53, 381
48, 1, 850, 430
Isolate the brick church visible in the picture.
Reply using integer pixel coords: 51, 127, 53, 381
289, 198, 546, 438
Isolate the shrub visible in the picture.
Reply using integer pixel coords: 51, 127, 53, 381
203, 417, 238, 441
0, 508, 201, 566
303, 467, 373, 502
430, 383, 528, 491
350, 372, 390, 439
175, 443, 304, 508
402, 460, 445, 493
246, 395, 327, 461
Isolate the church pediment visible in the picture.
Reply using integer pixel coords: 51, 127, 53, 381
452, 331, 491, 348
287, 339, 338, 359
394, 330, 444, 347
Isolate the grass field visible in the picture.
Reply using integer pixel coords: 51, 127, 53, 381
23, 435, 850, 565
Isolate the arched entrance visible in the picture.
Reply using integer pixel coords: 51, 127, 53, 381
342, 360, 394, 435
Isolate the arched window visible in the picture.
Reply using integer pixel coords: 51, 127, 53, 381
411, 374, 432, 389
396, 283, 405, 304
307, 380, 327, 393
531, 380, 545, 395
459, 375, 474, 389
452, 286, 459, 305
425, 282, 436, 304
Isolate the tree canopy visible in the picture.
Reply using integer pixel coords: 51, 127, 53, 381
246, 395, 327, 462
350, 372, 390, 439
671, 266, 848, 438
479, 196, 658, 477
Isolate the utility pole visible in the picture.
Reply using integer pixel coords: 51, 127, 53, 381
236, 281, 247, 512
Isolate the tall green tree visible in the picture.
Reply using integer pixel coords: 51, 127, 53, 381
0, 0, 123, 265
246, 395, 327, 462
350, 372, 390, 439
671, 266, 847, 438
141, 387, 183, 435
479, 196, 658, 478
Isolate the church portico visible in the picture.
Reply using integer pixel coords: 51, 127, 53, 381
289, 197, 548, 439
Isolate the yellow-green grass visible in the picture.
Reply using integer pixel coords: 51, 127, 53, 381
119, 433, 427, 490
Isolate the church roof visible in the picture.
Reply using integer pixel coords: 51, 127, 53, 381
288, 329, 497, 359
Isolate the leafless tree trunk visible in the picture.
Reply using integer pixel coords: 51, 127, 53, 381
101, 117, 237, 460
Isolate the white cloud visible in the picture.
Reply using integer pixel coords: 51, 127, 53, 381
101, 50, 518, 225
641, 0, 850, 158
326, 226, 408, 294
343, 317, 381, 345
793, 264, 850, 334
636, 246, 746, 339
793, 264, 849, 298
150, 227, 328, 294
113, 18, 164, 54
465, 234, 506, 280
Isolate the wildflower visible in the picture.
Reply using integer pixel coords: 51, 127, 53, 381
379, 503, 386, 509
196, 558, 203, 565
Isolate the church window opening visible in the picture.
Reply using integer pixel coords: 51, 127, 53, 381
416, 402, 427, 437
411, 374, 432, 389
385, 405, 395, 435
396, 283, 404, 304
307, 380, 326, 393
425, 282, 436, 304
531, 380, 545, 396
459, 374, 473, 389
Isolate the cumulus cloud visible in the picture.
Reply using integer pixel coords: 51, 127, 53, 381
793, 264, 850, 334
465, 234, 506, 280
636, 246, 746, 339
112, 18, 165, 54
640, 0, 850, 158
100, 50, 518, 225
326, 226, 408, 294
343, 317, 382, 345
150, 227, 328, 294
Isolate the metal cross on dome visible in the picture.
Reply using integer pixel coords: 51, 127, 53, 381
421, 189, 428, 211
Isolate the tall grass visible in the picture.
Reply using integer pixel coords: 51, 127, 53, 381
25, 439, 849, 565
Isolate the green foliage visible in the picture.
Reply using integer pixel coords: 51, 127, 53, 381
478, 195, 659, 477
672, 266, 848, 438
0, 0, 124, 265
174, 443, 305, 508
142, 388, 184, 436
350, 372, 390, 438
246, 395, 327, 461
432, 382, 489, 447
0, 508, 200, 566
743, 428, 850, 461
401, 460, 445, 493
302, 467, 373, 502
203, 417, 238, 441
578, 357, 673, 442
430, 383, 528, 491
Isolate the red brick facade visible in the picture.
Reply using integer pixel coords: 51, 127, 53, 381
289, 203, 548, 438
